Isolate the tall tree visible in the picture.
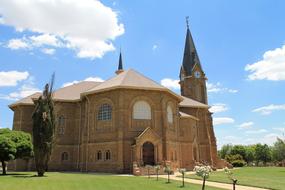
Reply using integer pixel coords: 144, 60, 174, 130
272, 138, 285, 162
244, 146, 255, 164
219, 144, 233, 159
231, 145, 246, 160
255, 144, 272, 165
32, 74, 55, 176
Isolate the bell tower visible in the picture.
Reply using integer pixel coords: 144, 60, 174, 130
179, 18, 208, 104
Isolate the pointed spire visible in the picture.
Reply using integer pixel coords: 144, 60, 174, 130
118, 51, 123, 70
180, 17, 202, 76
116, 49, 124, 75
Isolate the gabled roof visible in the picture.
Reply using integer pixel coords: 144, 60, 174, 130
9, 70, 209, 110
9, 81, 101, 109
83, 69, 182, 100
136, 127, 161, 140
9, 92, 41, 108
179, 95, 209, 108
179, 111, 199, 120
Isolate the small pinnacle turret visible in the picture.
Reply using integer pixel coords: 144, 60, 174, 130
116, 51, 124, 75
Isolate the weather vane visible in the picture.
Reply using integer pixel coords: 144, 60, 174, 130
186, 16, 189, 29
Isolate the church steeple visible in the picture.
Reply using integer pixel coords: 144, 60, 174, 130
180, 17, 202, 77
116, 51, 124, 75
179, 17, 208, 104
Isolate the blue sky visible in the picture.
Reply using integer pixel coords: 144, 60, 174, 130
0, 0, 285, 148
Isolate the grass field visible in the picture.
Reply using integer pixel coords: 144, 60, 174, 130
186, 167, 285, 190
0, 172, 224, 190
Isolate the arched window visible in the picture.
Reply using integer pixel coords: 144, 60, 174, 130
105, 150, 111, 160
167, 105, 173, 124
97, 151, 102, 160
97, 104, 112, 121
61, 152, 68, 161
133, 101, 151, 120
58, 115, 65, 135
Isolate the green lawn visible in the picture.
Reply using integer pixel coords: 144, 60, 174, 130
0, 172, 224, 190
186, 167, 285, 190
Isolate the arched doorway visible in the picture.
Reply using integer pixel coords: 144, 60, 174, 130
142, 142, 155, 165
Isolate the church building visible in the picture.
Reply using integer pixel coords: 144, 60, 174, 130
9, 24, 226, 173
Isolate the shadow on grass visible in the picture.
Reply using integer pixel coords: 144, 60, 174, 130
12, 175, 45, 178
0, 173, 30, 176
0, 173, 46, 178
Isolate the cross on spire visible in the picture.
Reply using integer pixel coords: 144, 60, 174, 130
186, 16, 189, 29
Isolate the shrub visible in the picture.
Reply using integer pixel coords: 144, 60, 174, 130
225, 154, 246, 167
231, 160, 246, 167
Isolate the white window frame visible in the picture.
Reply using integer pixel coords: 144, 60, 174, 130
167, 105, 173, 124
133, 101, 151, 120
97, 103, 112, 121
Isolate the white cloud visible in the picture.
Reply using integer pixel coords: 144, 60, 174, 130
245, 129, 268, 134
62, 76, 104, 87
8, 84, 40, 100
84, 77, 104, 82
228, 89, 238, 93
213, 117, 235, 126
0, 0, 124, 59
160, 78, 180, 90
7, 38, 29, 49
245, 45, 285, 81
152, 44, 158, 51
262, 133, 283, 145
41, 48, 55, 55
0, 71, 29, 87
30, 34, 60, 47
0, 77, 40, 101
217, 133, 282, 149
252, 104, 285, 115
238, 121, 254, 129
207, 82, 238, 94
273, 127, 285, 132
209, 103, 228, 113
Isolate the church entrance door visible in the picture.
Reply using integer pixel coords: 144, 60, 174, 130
142, 141, 155, 165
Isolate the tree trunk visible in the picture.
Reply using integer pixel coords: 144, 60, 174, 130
233, 179, 237, 190
202, 176, 206, 190
35, 150, 46, 177
156, 171, 158, 181
182, 173, 185, 187
1, 160, 6, 175
167, 172, 170, 183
